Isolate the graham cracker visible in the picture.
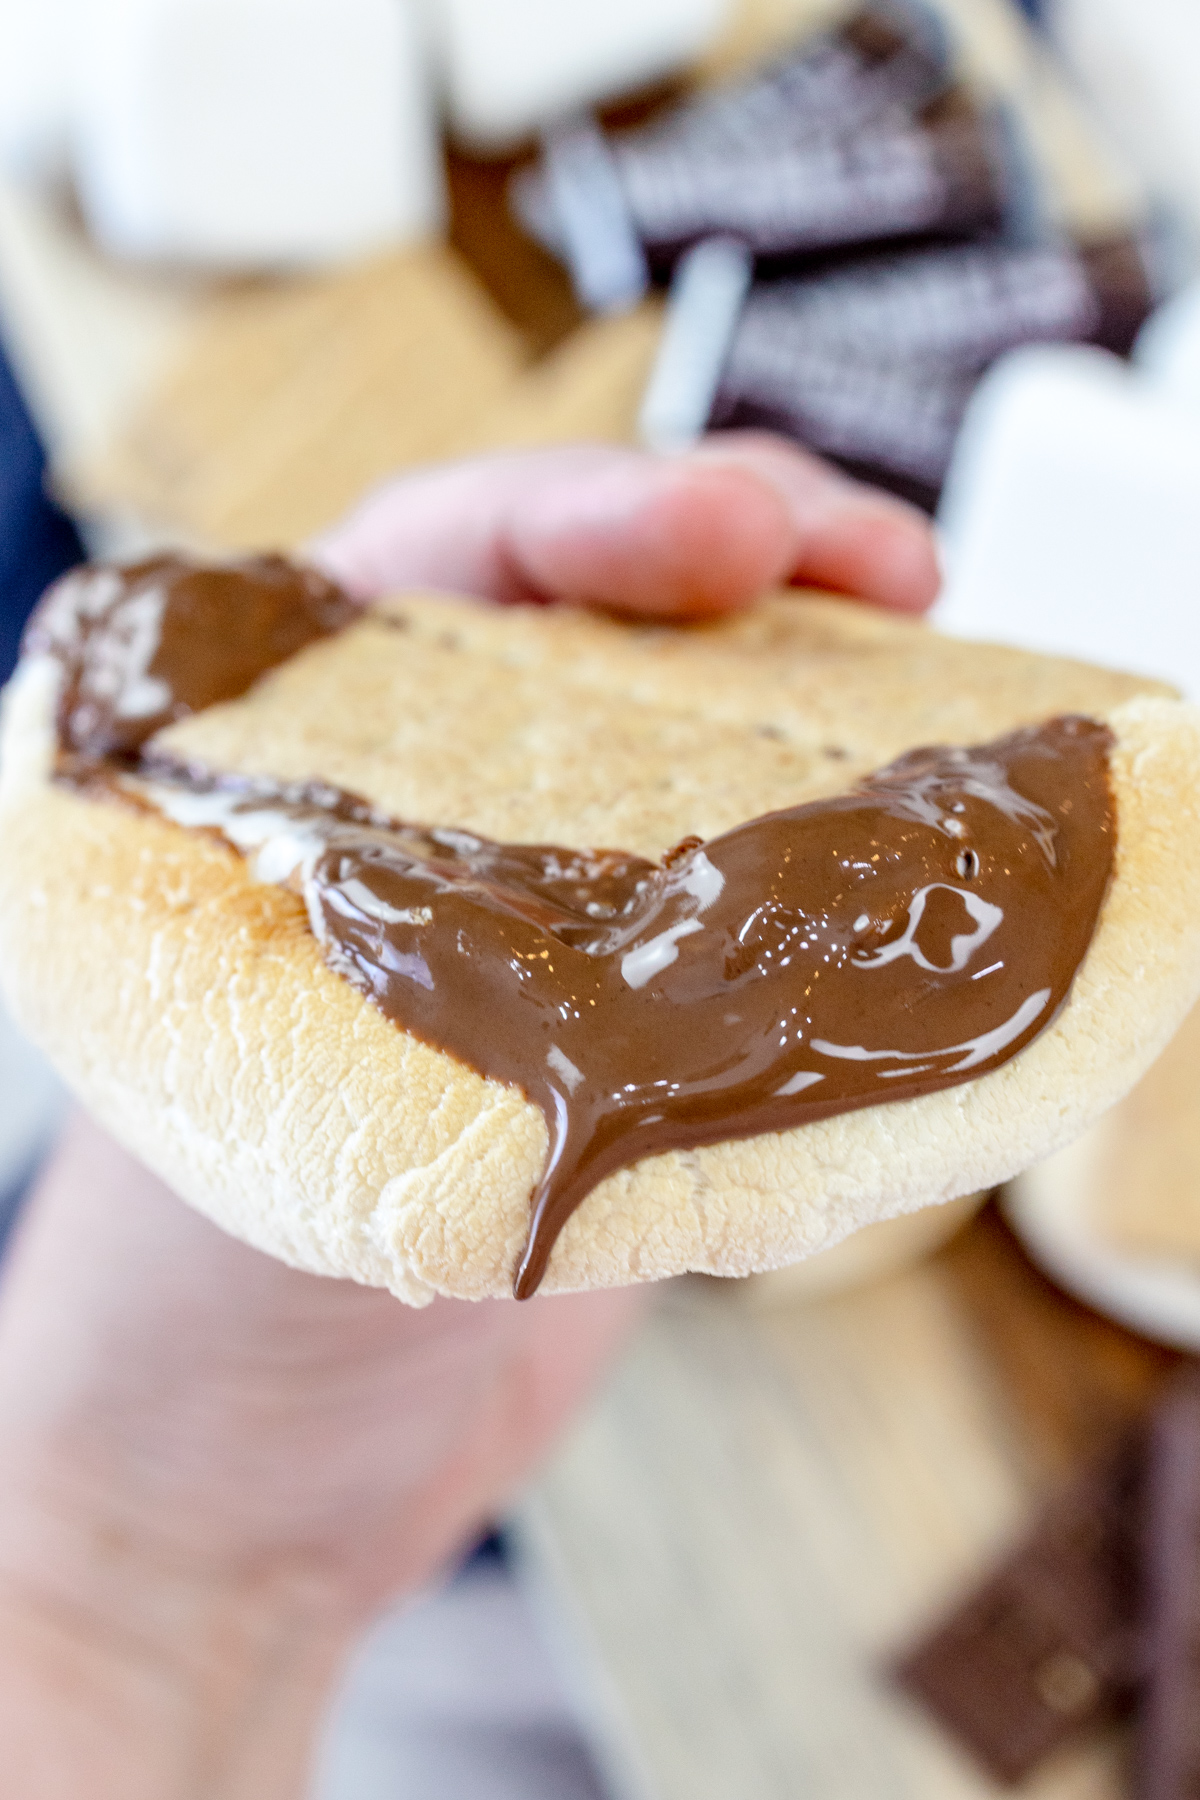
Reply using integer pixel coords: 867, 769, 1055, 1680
4, 594, 1199, 1301
68, 245, 528, 549
461, 303, 664, 456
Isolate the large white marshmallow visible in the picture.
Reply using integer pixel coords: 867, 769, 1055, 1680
424, 0, 733, 150
936, 342, 1200, 698
0, 0, 87, 181
72, 0, 444, 266
1136, 279, 1200, 416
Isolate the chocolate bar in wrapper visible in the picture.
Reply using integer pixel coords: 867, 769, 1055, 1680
513, 3, 997, 288
709, 234, 1153, 504
633, 0, 952, 156
613, 89, 1007, 276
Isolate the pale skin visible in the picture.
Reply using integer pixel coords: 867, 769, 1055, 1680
0, 433, 938, 1798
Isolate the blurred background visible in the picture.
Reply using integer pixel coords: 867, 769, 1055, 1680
3, 2, 1200, 1795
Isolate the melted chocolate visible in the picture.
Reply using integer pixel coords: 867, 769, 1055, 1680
25, 552, 359, 759
25, 557, 1116, 1296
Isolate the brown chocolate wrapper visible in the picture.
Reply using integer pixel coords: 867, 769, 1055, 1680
514, 2, 973, 284
709, 233, 1153, 504
634, 0, 953, 155
614, 89, 1007, 277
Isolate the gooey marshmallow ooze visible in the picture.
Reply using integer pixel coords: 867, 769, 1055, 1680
3, 554, 1200, 1304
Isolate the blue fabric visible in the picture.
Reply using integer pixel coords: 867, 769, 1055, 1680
0, 1162, 36, 1260
464, 1529, 510, 1569
0, 336, 84, 683
0, 334, 83, 1253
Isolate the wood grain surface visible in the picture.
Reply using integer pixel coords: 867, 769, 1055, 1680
517, 1206, 1174, 1800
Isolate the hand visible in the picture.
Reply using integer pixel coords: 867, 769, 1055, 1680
0, 1115, 637, 1800
0, 437, 939, 1799
310, 433, 940, 615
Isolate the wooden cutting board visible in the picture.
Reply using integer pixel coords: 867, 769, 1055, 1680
516, 1206, 1177, 1800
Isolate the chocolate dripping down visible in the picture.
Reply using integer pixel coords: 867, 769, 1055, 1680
24, 556, 1116, 1297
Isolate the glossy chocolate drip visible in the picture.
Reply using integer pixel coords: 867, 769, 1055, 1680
132, 718, 1113, 1298
28, 557, 1115, 1297
25, 552, 359, 759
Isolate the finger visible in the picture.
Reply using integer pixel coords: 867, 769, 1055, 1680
311, 437, 941, 619
310, 444, 795, 616
690, 431, 942, 614
503, 452, 796, 616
